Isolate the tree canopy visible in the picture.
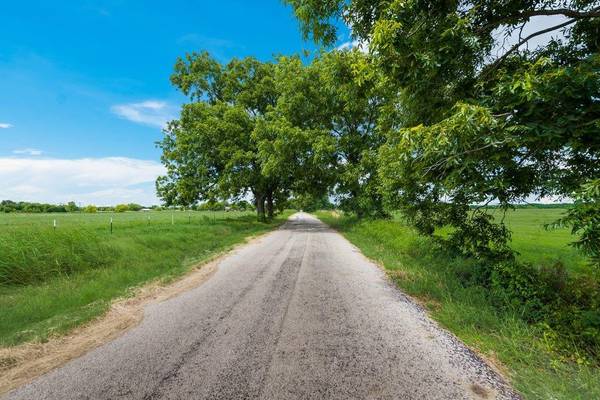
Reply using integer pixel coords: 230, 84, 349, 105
158, 49, 392, 221
286, 0, 600, 264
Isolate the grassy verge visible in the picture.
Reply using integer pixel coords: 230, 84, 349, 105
316, 210, 599, 400
0, 211, 291, 346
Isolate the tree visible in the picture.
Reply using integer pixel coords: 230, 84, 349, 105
65, 201, 79, 212
157, 53, 285, 221
83, 205, 98, 213
287, 0, 600, 264
258, 51, 393, 218
312, 50, 391, 217
127, 203, 143, 212
115, 204, 128, 213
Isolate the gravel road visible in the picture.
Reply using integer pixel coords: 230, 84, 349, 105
4, 213, 520, 400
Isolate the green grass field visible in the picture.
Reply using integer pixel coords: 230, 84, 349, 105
0, 210, 288, 347
487, 208, 589, 275
317, 208, 599, 400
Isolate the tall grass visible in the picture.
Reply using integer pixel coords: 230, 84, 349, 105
0, 211, 289, 346
0, 229, 117, 285
316, 209, 600, 400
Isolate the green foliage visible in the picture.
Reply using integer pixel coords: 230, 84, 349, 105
551, 179, 600, 267
83, 205, 98, 213
126, 203, 143, 212
287, 0, 600, 267
489, 261, 600, 350
65, 201, 79, 212
1, 200, 67, 213
288, 193, 333, 212
312, 50, 392, 217
114, 204, 129, 213
158, 52, 296, 221
159, 49, 390, 219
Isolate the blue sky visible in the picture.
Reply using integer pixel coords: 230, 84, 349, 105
0, 0, 350, 205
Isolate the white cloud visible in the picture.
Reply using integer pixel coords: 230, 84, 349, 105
13, 148, 43, 156
177, 34, 235, 48
111, 100, 176, 128
336, 39, 369, 53
0, 157, 165, 205
0, 123, 13, 129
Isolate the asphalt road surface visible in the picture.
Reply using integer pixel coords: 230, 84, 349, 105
4, 213, 519, 400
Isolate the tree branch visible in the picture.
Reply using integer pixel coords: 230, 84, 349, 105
476, 7, 600, 33
520, 7, 600, 19
484, 18, 577, 73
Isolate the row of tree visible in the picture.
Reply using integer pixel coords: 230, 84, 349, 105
0, 200, 80, 213
158, 0, 599, 266
0, 201, 149, 213
157, 49, 390, 220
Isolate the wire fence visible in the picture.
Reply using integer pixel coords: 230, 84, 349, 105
0, 211, 256, 232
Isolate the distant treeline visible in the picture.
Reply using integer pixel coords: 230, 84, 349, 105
476, 203, 573, 209
0, 200, 151, 213
0, 200, 257, 213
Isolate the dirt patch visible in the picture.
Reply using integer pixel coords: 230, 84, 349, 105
330, 210, 342, 218
470, 383, 491, 398
0, 234, 267, 395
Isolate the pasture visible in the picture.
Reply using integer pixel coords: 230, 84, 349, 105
0, 211, 287, 346
488, 208, 589, 274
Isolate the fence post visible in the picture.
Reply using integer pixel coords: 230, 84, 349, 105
110, 217, 113, 234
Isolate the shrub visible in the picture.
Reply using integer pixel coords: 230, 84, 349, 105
114, 204, 128, 213
83, 205, 98, 213
489, 261, 600, 353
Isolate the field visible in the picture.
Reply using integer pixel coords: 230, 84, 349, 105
317, 208, 600, 400
486, 208, 589, 274
0, 210, 288, 347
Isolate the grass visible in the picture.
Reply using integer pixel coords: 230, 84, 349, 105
0, 210, 290, 347
316, 208, 599, 400
487, 208, 589, 275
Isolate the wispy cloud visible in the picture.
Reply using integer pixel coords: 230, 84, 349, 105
0, 123, 13, 129
111, 100, 176, 128
176, 34, 243, 61
13, 148, 43, 156
0, 157, 165, 205
177, 34, 237, 49
336, 39, 369, 53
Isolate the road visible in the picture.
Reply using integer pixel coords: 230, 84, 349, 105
4, 213, 519, 400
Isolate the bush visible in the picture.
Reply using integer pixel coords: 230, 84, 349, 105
489, 261, 600, 353
114, 204, 129, 213
127, 203, 143, 211
83, 205, 97, 213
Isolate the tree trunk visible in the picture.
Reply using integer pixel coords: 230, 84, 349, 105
266, 192, 274, 219
255, 194, 266, 221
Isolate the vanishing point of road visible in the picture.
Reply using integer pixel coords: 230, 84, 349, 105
4, 213, 519, 400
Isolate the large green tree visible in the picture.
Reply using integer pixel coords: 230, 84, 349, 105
157, 52, 283, 220
287, 0, 600, 263
314, 50, 392, 217
260, 50, 393, 217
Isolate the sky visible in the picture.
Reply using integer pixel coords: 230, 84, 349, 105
0, 0, 352, 206
0, 1, 567, 206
